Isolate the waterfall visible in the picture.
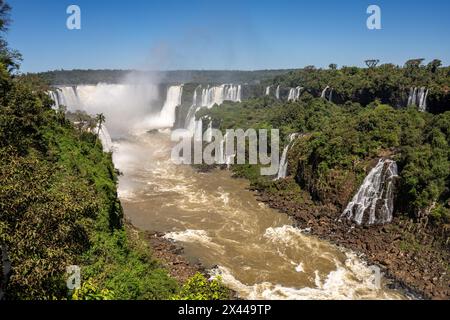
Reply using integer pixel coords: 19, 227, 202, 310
206, 119, 213, 143
184, 84, 241, 139
341, 159, 398, 226
265, 86, 271, 96
320, 86, 329, 99
200, 84, 242, 108
48, 90, 61, 110
159, 85, 184, 128
276, 133, 299, 180
275, 85, 280, 100
408, 87, 428, 112
185, 86, 201, 135
288, 88, 295, 101
215, 132, 235, 167
288, 87, 302, 102
97, 124, 113, 152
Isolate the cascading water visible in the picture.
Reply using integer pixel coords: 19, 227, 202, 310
275, 85, 280, 100
200, 84, 242, 108
51, 84, 160, 136
341, 159, 398, 226
48, 90, 61, 110
321, 86, 333, 102
185, 86, 201, 135
321, 86, 329, 99
185, 84, 242, 139
158, 85, 184, 128
97, 124, 114, 152
288, 87, 302, 102
407, 87, 428, 112
276, 133, 299, 180
48, 83, 161, 150
265, 86, 271, 96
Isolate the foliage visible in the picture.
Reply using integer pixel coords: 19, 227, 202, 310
71, 279, 115, 300
171, 273, 230, 300
0, 59, 178, 299
201, 94, 450, 224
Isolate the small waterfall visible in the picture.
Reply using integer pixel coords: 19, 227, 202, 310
288, 87, 302, 102
159, 85, 184, 128
321, 86, 329, 99
97, 124, 113, 152
206, 119, 213, 143
321, 86, 332, 101
275, 85, 280, 100
265, 86, 271, 96
341, 159, 398, 226
185, 86, 201, 135
408, 87, 428, 112
194, 117, 203, 141
276, 133, 299, 180
216, 132, 235, 167
48, 90, 61, 110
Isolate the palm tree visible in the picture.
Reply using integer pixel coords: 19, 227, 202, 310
95, 113, 105, 136
95, 113, 106, 147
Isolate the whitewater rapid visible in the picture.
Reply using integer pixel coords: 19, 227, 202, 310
114, 132, 406, 300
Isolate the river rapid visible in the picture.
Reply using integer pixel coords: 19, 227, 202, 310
113, 131, 406, 300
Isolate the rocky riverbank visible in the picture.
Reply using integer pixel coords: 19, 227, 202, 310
253, 178, 450, 300
143, 231, 205, 284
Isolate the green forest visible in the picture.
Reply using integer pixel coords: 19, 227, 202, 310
0, 1, 228, 300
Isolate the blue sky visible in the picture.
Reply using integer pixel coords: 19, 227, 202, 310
6, 0, 450, 72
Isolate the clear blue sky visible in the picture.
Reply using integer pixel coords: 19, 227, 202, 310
6, 0, 450, 72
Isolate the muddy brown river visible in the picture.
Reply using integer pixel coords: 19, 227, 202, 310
113, 131, 406, 300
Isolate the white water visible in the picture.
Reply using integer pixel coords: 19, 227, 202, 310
341, 159, 398, 225
277, 133, 299, 180
51, 84, 160, 137
116, 133, 404, 300
321, 86, 332, 102
201, 84, 242, 109
97, 124, 114, 152
407, 87, 428, 112
265, 86, 271, 96
288, 87, 302, 102
275, 85, 280, 100
156, 85, 184, 128
185, 84, 242, 139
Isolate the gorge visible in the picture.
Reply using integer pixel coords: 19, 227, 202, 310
48, 83, 412, 300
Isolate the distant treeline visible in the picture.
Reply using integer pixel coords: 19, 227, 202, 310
267, 60, 450, 113
35, 69, 296, 86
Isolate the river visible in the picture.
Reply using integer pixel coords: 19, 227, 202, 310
113, 131, 406, 300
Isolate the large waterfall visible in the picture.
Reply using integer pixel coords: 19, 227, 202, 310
407, 87, 428, 112
184, 84, 242, 138
265, 86, 271, 96
288, 87, 302, 102
49, 84, 160, 137
276, 133, 299, 180
158, 85, 184, 128
341, 159, 398, 226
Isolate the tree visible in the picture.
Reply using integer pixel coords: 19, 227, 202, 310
405, 59, 425, 68
365, 59, 380, 68
427, 59, 442, 73
0, 1, 21, 72
96, 113, 106, 135
329, 63, 338, 70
